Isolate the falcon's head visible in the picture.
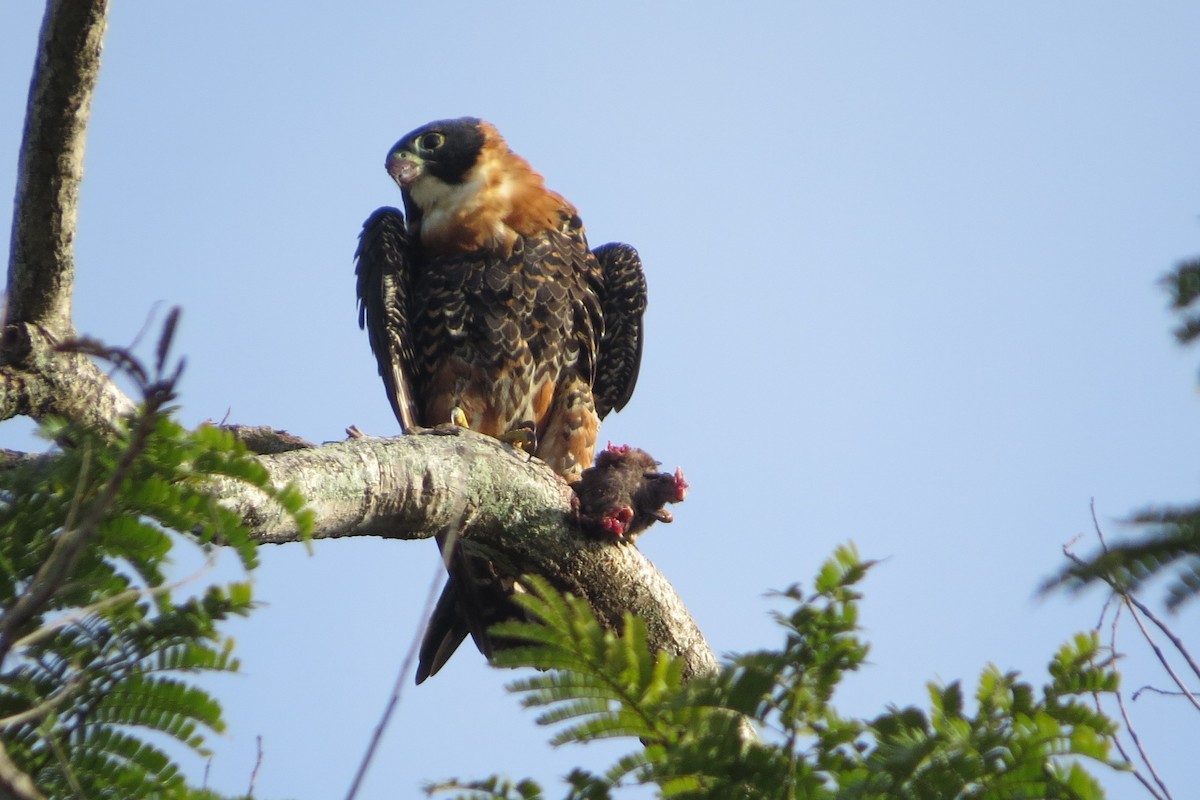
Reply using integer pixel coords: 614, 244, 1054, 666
386, 117, 487, 192
384, 117, 573, 254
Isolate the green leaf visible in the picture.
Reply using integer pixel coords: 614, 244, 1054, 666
449, 547, 1123, 800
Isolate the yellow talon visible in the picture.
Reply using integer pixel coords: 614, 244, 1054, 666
449, 407, 469, 428
500, 422, 537, 453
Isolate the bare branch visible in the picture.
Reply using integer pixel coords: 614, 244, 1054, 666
5, 0, 109, 337
0, 0, 132, 432
1074, 502, 1176, 800
1132, 685, 1200, 701
217, 428, 717, 680
247, 736, 263, 800
1124, 590, 1200, 686
220, 424, 315, 455
344, 489, 466, 800
0, 450, 45, 470
1108, 607, 1173, 800
1123, 598, 1200, 714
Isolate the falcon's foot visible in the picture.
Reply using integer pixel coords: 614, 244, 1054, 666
449, 407, 469, 428
500, 420, 537, 454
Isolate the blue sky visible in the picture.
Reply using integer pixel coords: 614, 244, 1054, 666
4, 2, 1199, 797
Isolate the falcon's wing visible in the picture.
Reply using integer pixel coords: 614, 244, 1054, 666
356, 207, 420, 431
415, 578, 470, 684
591, 243, 647, 419
416, 542, 525, 684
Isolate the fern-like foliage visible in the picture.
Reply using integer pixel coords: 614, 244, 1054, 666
1164, 256, 1200, 346
0, 315, 312, 799
429, 545, 1122, 800
1047, 504, 1200, 611
1043, 256, 1200, 609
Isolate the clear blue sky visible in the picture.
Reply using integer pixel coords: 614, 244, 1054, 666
4, 2, 1199, 797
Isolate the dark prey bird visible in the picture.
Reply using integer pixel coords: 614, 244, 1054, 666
573, 443, 688, 543
355, 117, 648, 683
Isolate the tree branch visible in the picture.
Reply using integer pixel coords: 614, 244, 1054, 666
217, 428, 717, 680
222, 424, 315, 455
0, 0, 131, 432
5, 0, 109, 337
0, 322, 135, 428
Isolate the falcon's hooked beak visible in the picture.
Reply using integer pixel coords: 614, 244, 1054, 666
386, 151, 424, 188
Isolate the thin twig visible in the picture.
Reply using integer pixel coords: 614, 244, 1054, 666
344, 467, 470, 800
44, 731, 86, 800
1122, 599, 1200, 713
1124, 591, 1200, 685
0, 740, 46, 800
1104, 605, 1169, 800
342, 564, 443, 800
11, 551, 219, 652
1090, 498, 1110, 553
1114, 688, 1171, 800
247, 735, 263, 799
0, 674, 87, 729
1086, 501, 1175, 799
1132, 684, 1200, 701
1092, 495, 1200, 712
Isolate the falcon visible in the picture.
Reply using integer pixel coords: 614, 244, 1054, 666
354, 117, 648, 682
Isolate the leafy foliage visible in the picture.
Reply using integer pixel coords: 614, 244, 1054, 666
1163, 256, 1200, 346
0, 317, 311, 799
428, 546, 1123, 799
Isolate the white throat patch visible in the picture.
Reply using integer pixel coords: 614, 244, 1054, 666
409, 157, 516, 247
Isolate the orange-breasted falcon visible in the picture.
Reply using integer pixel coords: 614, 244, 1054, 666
354, 117, 647, 682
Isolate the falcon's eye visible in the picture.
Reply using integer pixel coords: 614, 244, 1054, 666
417, 132, 445, 152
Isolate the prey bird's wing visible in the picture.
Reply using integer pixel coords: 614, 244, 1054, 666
591, 243, 647, 419
356, 207, 420, 431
